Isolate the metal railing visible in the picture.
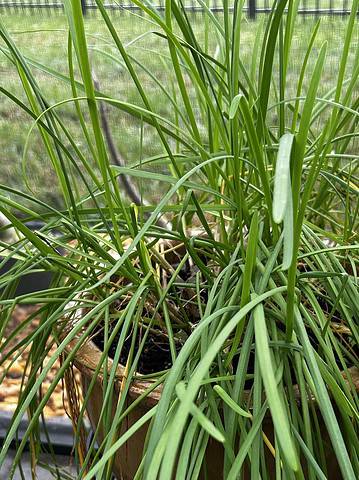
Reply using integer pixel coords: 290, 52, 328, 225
251, 1, 355, 18
0, 0, 356, 17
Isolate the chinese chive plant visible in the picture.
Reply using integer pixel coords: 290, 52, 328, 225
0, 0, 358, 479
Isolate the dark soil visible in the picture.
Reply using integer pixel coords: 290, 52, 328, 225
92, 245, 358, 378
93, 326, 182, 375
92, 250, 197, 375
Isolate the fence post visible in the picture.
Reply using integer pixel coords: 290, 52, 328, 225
248, 0, 256, 19
81, 0, 87, 15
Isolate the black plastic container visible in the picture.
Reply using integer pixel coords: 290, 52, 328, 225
0, 221, 57, 297
0, 257, 53, 296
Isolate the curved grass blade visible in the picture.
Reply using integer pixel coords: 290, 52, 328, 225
273, 133, 294, 224
254, 301, 298, 472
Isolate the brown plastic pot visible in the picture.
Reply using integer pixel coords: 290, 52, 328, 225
66, 326, 359, 480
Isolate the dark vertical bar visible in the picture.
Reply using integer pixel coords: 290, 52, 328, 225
248, 0, 256, 19
81, 0, 87, 15
316, 0, 320, 17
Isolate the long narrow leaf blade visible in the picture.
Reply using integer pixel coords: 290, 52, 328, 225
273, 133, 294, 224
254, 302, 298, 471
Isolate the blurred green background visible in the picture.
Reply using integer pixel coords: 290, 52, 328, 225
1, 8, 358, 210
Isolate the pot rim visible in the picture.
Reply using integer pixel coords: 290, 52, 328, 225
64, 309, 162, 404
65, 308, 359, 408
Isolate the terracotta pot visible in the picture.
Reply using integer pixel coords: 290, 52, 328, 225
67, 330, 359, 480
